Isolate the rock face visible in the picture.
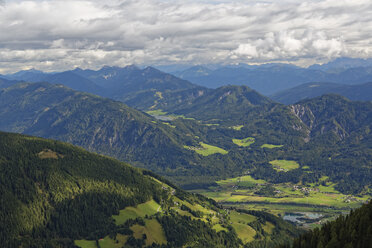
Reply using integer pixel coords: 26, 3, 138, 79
290, 94, 372, 141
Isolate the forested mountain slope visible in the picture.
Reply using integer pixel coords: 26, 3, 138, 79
0, 82, 196, 171
291, 94, 372, 141
0, 131, 300, 247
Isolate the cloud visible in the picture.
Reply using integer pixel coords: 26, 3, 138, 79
0, 0, 372, 73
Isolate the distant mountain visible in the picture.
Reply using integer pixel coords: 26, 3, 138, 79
0, 76, 18, 88
173, 63, 372, 95
5, 68, 48, 82
74, 65, 198, 93
173, 65, 213, 79
4, 66, 203, 108
282, 200, 372, 248
291, 94, 372, 141
168, 85, 274, 120
309, 57, 372, 71
43, 71, 104, 95
1, 131, 300, 247
70, 65, 205, 110
0, 82, 197, 173
271, 82, 372, 104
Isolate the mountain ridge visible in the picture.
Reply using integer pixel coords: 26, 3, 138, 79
271, 82, 372, 104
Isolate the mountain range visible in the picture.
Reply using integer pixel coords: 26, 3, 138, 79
271, 81, 372, 104
1, 57, 372, 247
172, 60, 372, 95
0, 81, 371, 195
3, 57, 372, 99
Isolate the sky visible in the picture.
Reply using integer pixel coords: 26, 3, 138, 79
0, 0, 372, 73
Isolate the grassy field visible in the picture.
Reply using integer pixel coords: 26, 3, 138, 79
231, 125, 244, 131
113, 200, 161, 225
163, 122, 176, 128
74, 240, 97, 248
155, 91, 163, 99
231, 222, 256, 243
131, 219, 167, 246
261, 144, 283, 149
232, 137, 255, 147
269, 160, 300, 171
217, 175, 266, 187
262, 222, 275, 234
99, 234, 128, 248
230, 211, 256, 224
212, 224, 228, 232
146, 109, 167, 116
184, 142, 228, 156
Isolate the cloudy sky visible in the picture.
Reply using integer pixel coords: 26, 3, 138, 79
0, 0, 372, 73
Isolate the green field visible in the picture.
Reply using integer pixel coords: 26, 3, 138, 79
184, 142, 228, 156
75, 240, 97, 248
230, 211, 256, 224
261, 144, 283, 149
212, 224, 228, 232
205, 123, 220, 126
231, 222, 256, 243
232, 137, 255, 147
263, 222, 275, 234
113, 200, 161, 225
146, 109, 167, 116
163, 122, 176, 128
231, 125, 244, 131
269, 160, 300, 171
98, 234, 128, 248
217, 175, 266, 187
199, 172, 370, 229
131, 219, 167, 246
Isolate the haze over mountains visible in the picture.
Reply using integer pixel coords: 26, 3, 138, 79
172, 58, 372, 95
2, 57, 372, 100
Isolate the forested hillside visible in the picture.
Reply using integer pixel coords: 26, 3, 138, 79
0, 131, 300, 247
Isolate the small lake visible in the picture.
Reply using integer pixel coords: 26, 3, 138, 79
283, 212, 323, 224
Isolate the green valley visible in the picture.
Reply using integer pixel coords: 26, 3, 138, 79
196, 172, 370, 229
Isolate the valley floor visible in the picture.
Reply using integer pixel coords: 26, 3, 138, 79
194, 175, 371, 229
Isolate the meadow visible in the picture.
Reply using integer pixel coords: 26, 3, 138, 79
232, 137, 255, 147
184, 142, 228, 156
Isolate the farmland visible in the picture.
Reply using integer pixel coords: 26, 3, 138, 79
197, 173, 371, 228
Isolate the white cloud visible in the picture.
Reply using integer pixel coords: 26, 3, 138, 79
0, 0, 372, 72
